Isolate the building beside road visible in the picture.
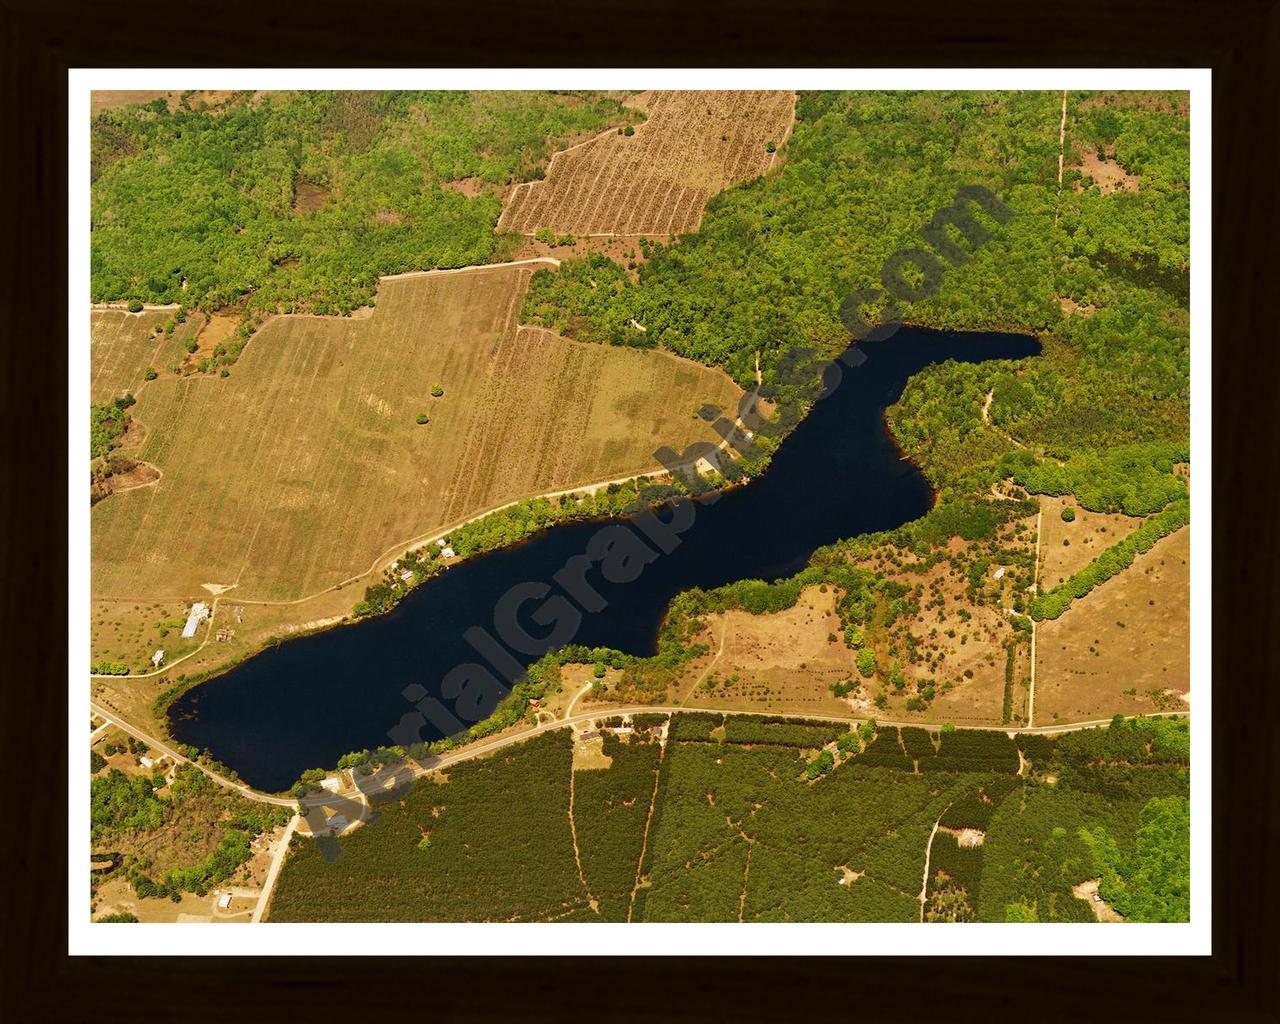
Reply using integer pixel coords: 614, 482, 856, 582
181, 602, 211, 638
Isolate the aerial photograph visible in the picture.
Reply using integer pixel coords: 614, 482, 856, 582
84, 85, 1193, 930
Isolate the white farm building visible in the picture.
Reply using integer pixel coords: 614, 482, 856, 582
181, 602, 211, 638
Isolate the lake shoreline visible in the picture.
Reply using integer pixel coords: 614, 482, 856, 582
169, 327, 1041, 791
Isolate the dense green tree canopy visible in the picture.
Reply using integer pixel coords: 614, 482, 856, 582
91, 91, 635, 314
522, 90, 1190, 491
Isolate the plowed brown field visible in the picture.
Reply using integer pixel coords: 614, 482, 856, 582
497, 90, 795, 237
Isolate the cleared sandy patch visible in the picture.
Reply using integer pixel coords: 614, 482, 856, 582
293, 179, 330, 214
939, 826, 985, 848
1072, 879, 1125, 922
1056, 296, 1096, 318
571, 726, 614, 771
1075, 148, 1141, 194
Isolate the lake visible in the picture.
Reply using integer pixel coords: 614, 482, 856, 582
169, 328, 1040, 791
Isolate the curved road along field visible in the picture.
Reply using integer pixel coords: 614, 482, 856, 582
90, 700, 1189, 811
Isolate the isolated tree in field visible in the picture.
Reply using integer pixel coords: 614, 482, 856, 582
1061, 506, 1076, 522
431, 383, 444, 397
416, 413, 429, 425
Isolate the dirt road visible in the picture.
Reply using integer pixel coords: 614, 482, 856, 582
251, 814, 300, 923
89, 699, 1188, 809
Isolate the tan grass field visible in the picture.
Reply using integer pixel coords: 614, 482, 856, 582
91, 598, 206, 671
678, 586, 861, 717
497, 90, 796, 237
1035, 526, 1191, 723
90, 90, 248, 118
90, 91, 176, 116
671, 519, 1038, 729
1038, 495, 1146, 587
90, 309, 204, 404
90, 264, 742, 608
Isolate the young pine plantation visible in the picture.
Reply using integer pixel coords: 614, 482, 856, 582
269, 714, 1189, 923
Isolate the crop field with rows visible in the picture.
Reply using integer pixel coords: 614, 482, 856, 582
497, 90, 795, 237
90, 265, 741, 603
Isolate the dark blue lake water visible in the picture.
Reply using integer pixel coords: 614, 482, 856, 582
169, 328, 1039, 791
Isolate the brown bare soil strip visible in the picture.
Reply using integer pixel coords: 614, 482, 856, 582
497, 91, 795, 237
1056, 90, 1068, 190
738, 844, 754, 923
627, 728, 668, 923
566, 763, 600, 916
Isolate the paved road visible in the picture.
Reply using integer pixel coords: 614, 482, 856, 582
89, 702, 297, 808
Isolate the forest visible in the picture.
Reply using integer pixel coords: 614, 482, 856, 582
91, 91, 637, 315
521, 90, 1190, 499
91, 763, 290, 902
270, 713, 1189, 923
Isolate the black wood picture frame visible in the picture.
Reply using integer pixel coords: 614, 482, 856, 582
2, 0, 1275, 1018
